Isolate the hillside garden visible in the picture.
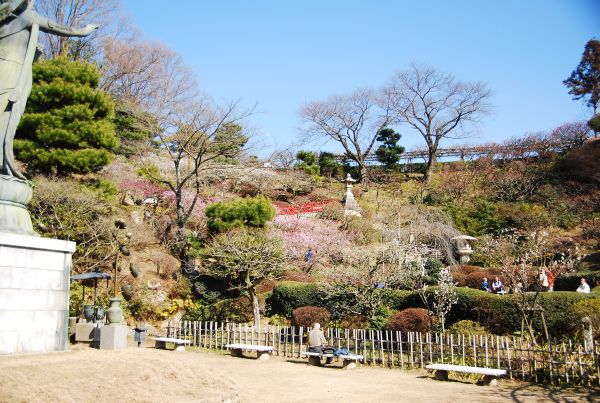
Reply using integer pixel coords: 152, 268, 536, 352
12, 24, 599, 352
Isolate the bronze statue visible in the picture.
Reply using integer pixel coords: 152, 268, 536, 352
0, 0, 97, 178
0, 0, 96, 234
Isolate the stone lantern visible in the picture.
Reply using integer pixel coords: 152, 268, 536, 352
452, 235, 476, 264
342, 174, 361, 217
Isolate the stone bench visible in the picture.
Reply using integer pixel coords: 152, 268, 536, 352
151, 337, 191, 351
301, 351, 364, 369
425, 363, 507, 386
225, 343, 274, 360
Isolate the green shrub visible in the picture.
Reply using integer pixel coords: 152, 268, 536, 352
69, 282, 84, 317
445, 199, 507, 236
169, 275, 193, 299
535, 291, 595, 336
205, 195, 275, 233
268, 314, 290, 326
384, 289, 421, 310
267, 281, 321, 316
191, 297, 254, 323
81, 178, 118, 201
497, 203, 550, 230
291, 306, 331, 327
447, 320, 490, 336
424, 258, 444, 284
369, 305, 393, 330
385, 308, 430, 332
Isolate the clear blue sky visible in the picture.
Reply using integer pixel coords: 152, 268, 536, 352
123, 0, 599, 156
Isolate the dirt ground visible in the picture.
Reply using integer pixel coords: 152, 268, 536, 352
0, 345, 598, 403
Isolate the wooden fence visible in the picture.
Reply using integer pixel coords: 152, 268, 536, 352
166, 321, 599, 386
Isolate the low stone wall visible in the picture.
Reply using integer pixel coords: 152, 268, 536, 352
0, 232, 75, 354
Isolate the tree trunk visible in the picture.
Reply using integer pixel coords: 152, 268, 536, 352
250, 288, 261, 327
423, 152, 436, 184
359, 163, 370, 189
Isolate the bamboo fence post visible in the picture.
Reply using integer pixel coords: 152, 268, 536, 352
419, 333, 424, 368
379, 330, 385, 367
388, 330, 394, 368
362, 329, 368, 365
450, 334, 454, 364
291, 326, 296, 358
440, 333, 444, 364
205, 321, 210, 348
472, 334, 478, 367
220, 322, 224, 349
277, 325, 281, 356
461, 334, 466, 366
284, 326, 289, 357
484, 335, 489, 367
427, 333, 433, 363
576, 344, 584, 384
398, 331, 404, 369
409, 332, 414, 369
370, 329, 375, 365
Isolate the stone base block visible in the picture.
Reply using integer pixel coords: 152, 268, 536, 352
75, 323, 101, 343
0, 232, 75, 355
99, 325, 128, 350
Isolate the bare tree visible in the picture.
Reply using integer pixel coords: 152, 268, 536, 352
140, 96, 253, 267
99, 38, 196, 110
315, 244, 413, 325
36, 0, 126, 60
300, 88, 394, 188
385, 64, 491, 183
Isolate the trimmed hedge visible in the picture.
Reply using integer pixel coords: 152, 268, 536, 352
269, 281, 599, 337
267, 281, 320, 316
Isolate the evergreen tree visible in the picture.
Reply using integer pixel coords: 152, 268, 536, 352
375, 128, 405, 169
205, 195, 275, 233
15, 58, 118, 175
564, 39, 600, 116
318, 151, 341, 178
295, 150, 319, 175
113, 101, 156, 156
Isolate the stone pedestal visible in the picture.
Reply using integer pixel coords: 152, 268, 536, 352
99, 325, 128, 350
0, 176, 35, 235
0, 232, 75, 355
75, 322, 101, 343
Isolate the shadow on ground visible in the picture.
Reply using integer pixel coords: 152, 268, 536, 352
509, 383, 600, 402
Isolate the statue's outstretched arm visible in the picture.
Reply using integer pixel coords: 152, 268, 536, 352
35, 14, 98, 37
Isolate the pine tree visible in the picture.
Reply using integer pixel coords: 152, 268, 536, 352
375, 128, 405, 169
15, 58, 118, 175
564, 39, 600, 116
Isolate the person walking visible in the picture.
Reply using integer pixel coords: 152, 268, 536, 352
546, 269, 555, 292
